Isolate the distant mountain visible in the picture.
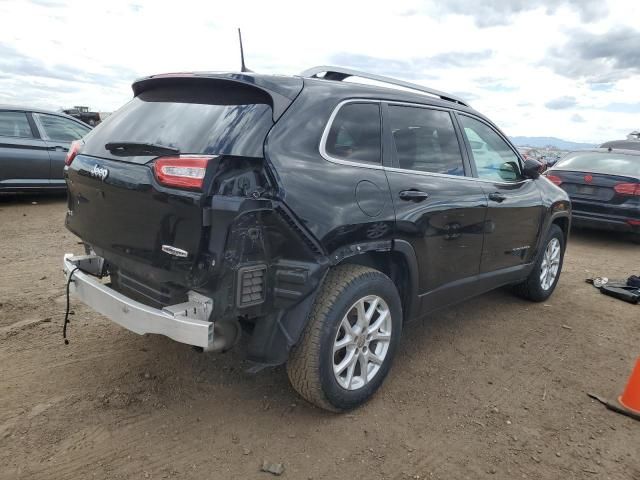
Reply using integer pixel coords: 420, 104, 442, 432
510, 136, 596, 150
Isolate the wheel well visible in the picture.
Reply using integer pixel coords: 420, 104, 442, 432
552, 216, 569, 241
337, 251, 412, 321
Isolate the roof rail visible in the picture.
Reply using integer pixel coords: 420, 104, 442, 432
300, 65, 468, 107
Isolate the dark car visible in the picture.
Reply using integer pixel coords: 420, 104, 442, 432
600, 140, 640, 151
61, 67, 570, 411
547, 149, 640, 242
0, 106, 92, 192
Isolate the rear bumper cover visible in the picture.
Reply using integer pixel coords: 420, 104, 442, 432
63, 253, 214, 349
571, 211, 638, 233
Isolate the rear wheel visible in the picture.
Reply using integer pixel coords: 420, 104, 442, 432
287, 265, 402, 411
513, 224, 565, 302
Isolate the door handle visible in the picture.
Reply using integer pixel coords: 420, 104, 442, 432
399, 189, 430, 201
488, 192, 507, 203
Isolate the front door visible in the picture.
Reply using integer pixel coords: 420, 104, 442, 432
456, 114, 543, 272
383, 103, 487, 298
33, 112, 91, 184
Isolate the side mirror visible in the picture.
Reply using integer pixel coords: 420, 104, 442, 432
523, 158, 546, 179
498, 162, 519, 182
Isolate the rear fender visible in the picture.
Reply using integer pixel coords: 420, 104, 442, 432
201, 195, 330, 366
240, 237, 421, 365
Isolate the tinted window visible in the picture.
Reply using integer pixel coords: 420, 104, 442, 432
325, 103, 381, 164
82, 84, 274, 162
36, 113, 90, 142
0, 111, 33, 138
388, 105, 464, 176
459, 115, 522, 182
555, 152, 640, 176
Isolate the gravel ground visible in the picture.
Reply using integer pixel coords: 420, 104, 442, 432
1, 193, 638, 480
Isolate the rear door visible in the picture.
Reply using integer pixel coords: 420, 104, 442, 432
33, 112, 91, 184
0, 110, 51, 189
456, 114, 543, 272
383, 103, 487, 299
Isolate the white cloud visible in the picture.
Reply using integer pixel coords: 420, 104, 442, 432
0, 0, 638, 143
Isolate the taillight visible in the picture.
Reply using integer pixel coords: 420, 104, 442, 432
628, 219, 640, 226
545, 175, 562, 186
65, 140, 82, 166
153, 156, 212, 190
614, 183, 640, 196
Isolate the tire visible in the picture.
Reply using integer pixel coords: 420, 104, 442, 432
287, 264, 402, 412
513, 224, 565, 302
631, 233, 640, 245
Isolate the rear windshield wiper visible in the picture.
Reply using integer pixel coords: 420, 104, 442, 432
104, 142, 180, 157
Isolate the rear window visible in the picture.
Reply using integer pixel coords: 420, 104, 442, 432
324, 103, 381, 164
82, 83, 273, 161
554, 152, 640, 177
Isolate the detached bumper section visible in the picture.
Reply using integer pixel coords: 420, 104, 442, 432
63, 254, 214, 349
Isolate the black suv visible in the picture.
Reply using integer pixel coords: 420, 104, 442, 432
63, 67, 570, 411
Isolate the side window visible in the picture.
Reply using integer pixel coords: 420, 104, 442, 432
35, 113, 91, 142
325, 103, 381, 164
458, 115, 523, 182
387, 105, 465, 176
0, 111, 33, 138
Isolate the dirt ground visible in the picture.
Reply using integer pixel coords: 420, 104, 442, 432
0, 193, 638, 480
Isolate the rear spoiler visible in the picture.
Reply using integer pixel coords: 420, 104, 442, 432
131, 72, 303, 121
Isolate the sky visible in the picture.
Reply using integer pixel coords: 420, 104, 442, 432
0, 0, 638, 144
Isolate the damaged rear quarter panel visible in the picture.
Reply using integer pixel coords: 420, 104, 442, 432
199, 155, 330, 365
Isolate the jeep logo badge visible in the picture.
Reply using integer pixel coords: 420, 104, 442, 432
90, 164, 109, 181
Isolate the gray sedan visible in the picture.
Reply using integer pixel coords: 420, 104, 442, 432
0, 106, 92, 191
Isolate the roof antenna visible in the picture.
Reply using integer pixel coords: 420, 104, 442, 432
238, 28, 252, 73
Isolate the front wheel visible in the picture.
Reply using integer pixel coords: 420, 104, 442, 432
287, 265, 402, 412
513, 224, 565, 302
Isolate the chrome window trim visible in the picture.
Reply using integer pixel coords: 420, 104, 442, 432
385, 100, 454, 112
319, 99, 532, 186
384, 165, 531, 185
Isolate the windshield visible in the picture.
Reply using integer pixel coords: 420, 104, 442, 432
82, 84, 273, 163
554, 152, 640, 177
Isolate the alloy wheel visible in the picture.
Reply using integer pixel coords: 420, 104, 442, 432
332, 295, 392, 391
540, 237, 561, 290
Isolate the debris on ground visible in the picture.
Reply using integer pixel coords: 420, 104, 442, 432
260, 461, 285, 476
586, 275, 640, 304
